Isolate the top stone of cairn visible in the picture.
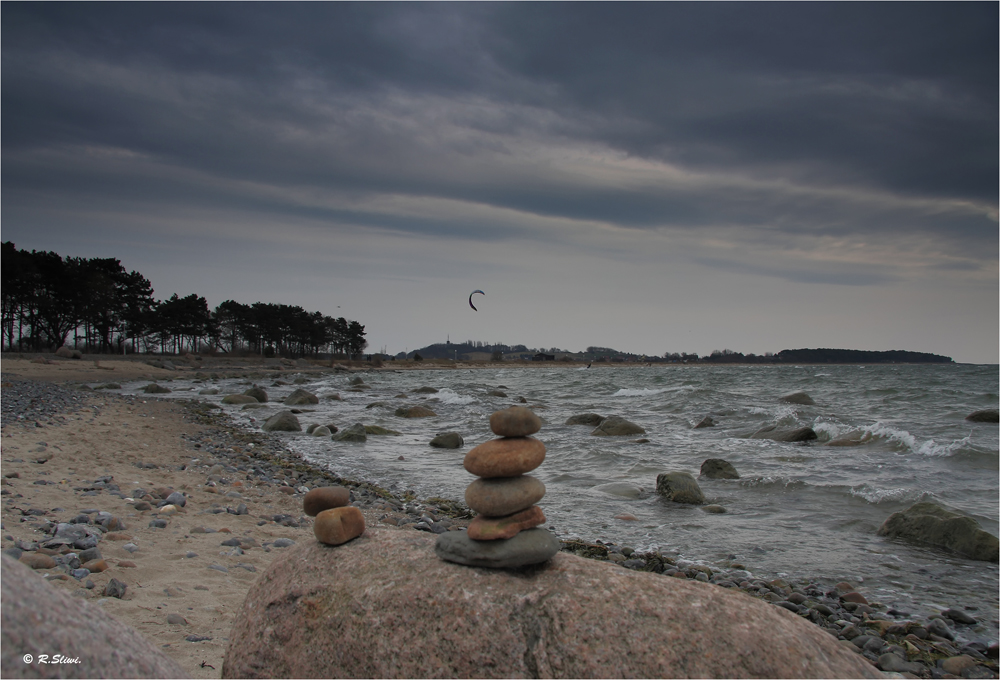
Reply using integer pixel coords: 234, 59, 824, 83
490, 406, 542, 438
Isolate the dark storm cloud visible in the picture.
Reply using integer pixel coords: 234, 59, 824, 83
2, 2, 997, 256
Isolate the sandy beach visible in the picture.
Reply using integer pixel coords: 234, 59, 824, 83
1, 355, 430, 678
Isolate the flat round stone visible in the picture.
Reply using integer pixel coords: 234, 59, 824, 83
465, 475, 545, 517
435, 527, 560, 568
467, 505, 546, 540
464, 437, 545, 478
490, 407, 542, 437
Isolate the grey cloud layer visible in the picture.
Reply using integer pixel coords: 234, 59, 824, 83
3, 3, 997, 270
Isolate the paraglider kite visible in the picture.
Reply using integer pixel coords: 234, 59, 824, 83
469, 289, 485, 311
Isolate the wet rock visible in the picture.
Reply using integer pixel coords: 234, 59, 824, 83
222, 394, 258, 405
262, 411, 302, 432
395, 406, 437, 418
942, 608, 978, 625
694, 416, 716, 428
877, 502, 999, 562
243, 386, 268, 403
331, 423, 367, 443
779, 391, 816, 405
655, 471, 705, 504
700, 458, 740, 479
143, 383, 171, 394
565, 413, 605, 426
592, 482, 645, 499
750, 425, 818, 442
364, 425, 401, 436
965, 409, 999, 423
310, 426, 332, 437
284, 389, 319, 406
591, 416, 646, 437
429, 432, 465, 449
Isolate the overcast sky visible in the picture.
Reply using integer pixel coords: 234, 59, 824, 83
3, 3, 997, 363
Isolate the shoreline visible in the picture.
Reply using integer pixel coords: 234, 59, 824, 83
2, 358, 998, 678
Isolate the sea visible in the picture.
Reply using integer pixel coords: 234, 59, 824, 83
122, 362, 999, 633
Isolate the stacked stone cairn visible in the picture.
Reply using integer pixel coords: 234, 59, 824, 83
435, 406, 561, 568
304, 486, 366, 546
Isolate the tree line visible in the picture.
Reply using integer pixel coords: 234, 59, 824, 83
1, 242, 367, 358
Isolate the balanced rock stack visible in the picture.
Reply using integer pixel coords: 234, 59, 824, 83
304, 486, 366, 546
435, 406, 561, 568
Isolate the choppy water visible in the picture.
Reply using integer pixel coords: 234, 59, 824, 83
120, 363, 999, 629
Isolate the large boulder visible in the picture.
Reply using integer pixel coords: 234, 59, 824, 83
655, 471, 706, 504
262, 411, 302, 432
750, 425, 817, 442
222, 528, 879, 679
965, 409, 999, 423
395, 406, 437, 418
877, 502, 999, 562
1, 555, 185, 678
222, 394, 257, 404
591, 415, 645, 437
331, 423, 367, 443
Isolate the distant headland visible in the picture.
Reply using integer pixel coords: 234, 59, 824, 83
400, 342, 954, 365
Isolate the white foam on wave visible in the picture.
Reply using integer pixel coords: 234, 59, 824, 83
863, 422, 918, 451
611, 387, 672, 397
813, 421, 844, 440
434, 388, 476, 405
916, 434, 973, 457
849, 483, 925, 504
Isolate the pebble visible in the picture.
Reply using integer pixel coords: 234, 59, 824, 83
103, 578, 127, 599
463, 437, 545, 478
464, 475, 545, 516
166, 614, 188, 625
19, 553, 56, 569
302, 486, 350, 516
272, 538, 295, 548
313, 506, 366, 546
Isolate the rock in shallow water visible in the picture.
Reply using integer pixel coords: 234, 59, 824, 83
222, 528, 882, 679
655, 471, 705, 504
877, 501, 999, 562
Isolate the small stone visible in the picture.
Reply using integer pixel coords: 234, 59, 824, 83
133, 501, 152, 511
314, 507, 366, 546
467, 506, 546, 540
840, 591, 868, 605
272, 538, 295, 548
166, 613, 188, 625
19, 553, 56, 569
165, 586, 184, 597
942, 608, 978, 625
463, 437, 546, 478
118, 560, 137, 568
165, 491, 186, 507
702, 505, 727, 514
103, 578, 127, 599
465, 475, 545, 516
429, 432, 464, 449
395, 405, 437, 418
489, 407, 542, 437
82, 558, 109, 573
877, 654, 925, 674
435, 527, 560, 568
303, 486, 351, 516
159, 505, 179, 516
208, 564, 229, 573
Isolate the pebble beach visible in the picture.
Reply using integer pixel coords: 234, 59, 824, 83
1, 354, 997, 679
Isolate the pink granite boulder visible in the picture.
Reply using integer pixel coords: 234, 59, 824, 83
222, 528, 881, 679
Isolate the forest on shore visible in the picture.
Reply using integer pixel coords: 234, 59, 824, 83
1, 242, 367, 358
